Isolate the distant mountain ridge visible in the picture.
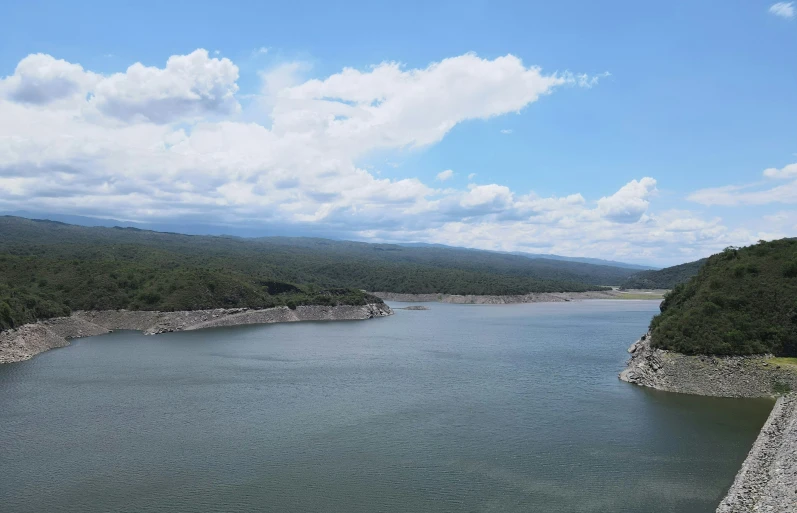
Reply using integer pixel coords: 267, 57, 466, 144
3, 211, 657, 271
0, 215, 640, 296
511, 251, 656, 270
620, 259, 707, 289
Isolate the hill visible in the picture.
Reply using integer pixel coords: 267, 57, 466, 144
511, 251, 655, 270
0, 216, 639, 293
650, 239, 797, 356
620, 259, 706, 289
0, 216, 641, 328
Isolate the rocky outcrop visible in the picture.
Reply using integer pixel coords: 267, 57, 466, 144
620, 333, 797, 512
716, 394, 797, 513
373, 291, 590, 303
373, 290, 663, 304
620, 334, 797, 398
0, 303, 392, 364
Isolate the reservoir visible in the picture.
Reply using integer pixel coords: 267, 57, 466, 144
0, 301, 773, 512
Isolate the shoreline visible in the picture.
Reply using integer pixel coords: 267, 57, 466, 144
0, 303, 393, 364
373, 289, 666, 304
620, 334, 797, 512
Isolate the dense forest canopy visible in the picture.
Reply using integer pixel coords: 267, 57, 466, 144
0, 216, 641, 328
620, 259, 706, 289
650, 239, 797, 356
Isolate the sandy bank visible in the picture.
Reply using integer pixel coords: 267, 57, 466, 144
373, 289, 665, 304
0, 303, 392, 364
620, 334, 797, 512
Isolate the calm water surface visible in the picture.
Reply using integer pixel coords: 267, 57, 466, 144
0, 301, 773, 513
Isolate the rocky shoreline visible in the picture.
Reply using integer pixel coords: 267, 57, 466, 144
620, 334, 797, 398
716, 394, 797, 513
372, 289, 662, 304
620, 334, 797, 512
0, 303, 393, 364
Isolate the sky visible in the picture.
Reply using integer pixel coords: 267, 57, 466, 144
0, 0, 795, 266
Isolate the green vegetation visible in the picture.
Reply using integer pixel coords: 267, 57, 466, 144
620, 259, 706, 290
0, 216, 640, 329
650, 239, 797, 356
612, 292, 666, 300
769, 357, 797, 368
0, 217, 637, 293
0, 252, 379, 330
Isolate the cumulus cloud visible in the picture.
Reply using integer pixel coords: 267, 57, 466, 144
92, 49, 240, 123
0, 49, 239, 123
436, 169, 454, 181
0, 49, 751, 264
459, 184, 514, 213
274, 53, 571, 150
769, 2, 795, 18
0, 53, 99, 104
596, 178, 657, 223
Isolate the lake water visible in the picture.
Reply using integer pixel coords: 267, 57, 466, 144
0, 301, 773, 513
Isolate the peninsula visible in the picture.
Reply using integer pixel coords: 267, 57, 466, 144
0, 303, 392, 364
620, 239, 797, 512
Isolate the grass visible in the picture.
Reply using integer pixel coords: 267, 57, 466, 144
613, 292, 666, 300
768, 357, 797, 368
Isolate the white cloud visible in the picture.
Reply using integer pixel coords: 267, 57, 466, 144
689, 162, 797, 206
436, 169, 454, 181
568, 71, 611, 89
92, 49, 240, 123
0, 49, 751, 264
596, 178, 657, 223
459, 184, 514, 212
0, 53, 99, 105
769, 2, 794, 18
0, 49, 240, 124
763, 162, 797, 179
275, 53, 572, 150
500, 129, 512, 134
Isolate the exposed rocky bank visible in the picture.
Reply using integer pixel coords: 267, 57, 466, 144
0, 303, 392, 364
372, 290, 657, 304
620, 334, 797, 512
716, 394, 797, 513
620, 334, 797, 398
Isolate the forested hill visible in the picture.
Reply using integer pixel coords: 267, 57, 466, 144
620, 259, 706, 289
0, 216, 639, 290
0, 216, 642, 328
650, 239, 797, 356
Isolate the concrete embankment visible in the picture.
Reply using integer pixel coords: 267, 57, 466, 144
716, 394, 797, 513
372, 290, 662, 304
0, 303, 392, 364
620, 334, 797, 512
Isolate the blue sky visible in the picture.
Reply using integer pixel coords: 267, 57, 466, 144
0, 0, 795, 265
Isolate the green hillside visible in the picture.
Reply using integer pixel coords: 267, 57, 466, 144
650, 239, 797, 356
0, 216, 639, 329
0, 216, 637, 293
620, 259, 706, 289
